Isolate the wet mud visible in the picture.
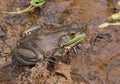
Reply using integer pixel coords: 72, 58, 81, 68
0, 0, 120, 84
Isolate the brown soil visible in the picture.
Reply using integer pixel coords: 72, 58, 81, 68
0, 0, 120, 84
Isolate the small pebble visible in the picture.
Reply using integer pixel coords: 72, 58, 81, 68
2, 46, 11, 54
87, 72, 97, 80
84, 43, 91, 49
71, 22, 79, 29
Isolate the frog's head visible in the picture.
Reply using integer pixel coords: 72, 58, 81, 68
30, 0, 45, 7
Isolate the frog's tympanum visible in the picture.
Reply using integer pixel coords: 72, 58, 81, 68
12, 24, 86, 65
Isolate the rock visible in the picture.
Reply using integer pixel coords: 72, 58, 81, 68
0, 26, 5, 38
71, 22, 79, 29
40, 0, 73, 23
84, 43, 91, 49
2, 46, 11, 54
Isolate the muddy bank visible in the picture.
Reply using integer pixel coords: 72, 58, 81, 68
0, 0, 120, 84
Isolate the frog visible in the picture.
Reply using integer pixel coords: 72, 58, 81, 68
12, 24, 86, 65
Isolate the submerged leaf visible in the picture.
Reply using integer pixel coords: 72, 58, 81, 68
108, 12, 120, 20
99, 22, 120, 28
118, 1, 120, 6
98, 22, 109, 28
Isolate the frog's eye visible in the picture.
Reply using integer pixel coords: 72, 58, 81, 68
69, 31, 76, 36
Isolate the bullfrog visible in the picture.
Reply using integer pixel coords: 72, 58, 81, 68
12, 24, 86, 65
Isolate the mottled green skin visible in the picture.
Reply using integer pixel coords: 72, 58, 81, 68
30, 0, 45, 7
60, 33, 86, 48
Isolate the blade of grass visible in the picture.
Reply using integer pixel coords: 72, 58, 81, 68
99, 22, 120, 28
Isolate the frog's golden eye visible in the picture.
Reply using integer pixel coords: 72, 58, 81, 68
69, 31, 76, 36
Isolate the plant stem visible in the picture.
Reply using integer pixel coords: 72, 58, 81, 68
3, 5, 35, 14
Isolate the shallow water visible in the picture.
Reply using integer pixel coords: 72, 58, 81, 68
0, 0, 120, 84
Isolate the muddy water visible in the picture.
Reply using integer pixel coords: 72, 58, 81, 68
0, 0, 120, 84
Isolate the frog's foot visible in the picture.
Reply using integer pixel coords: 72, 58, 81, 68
63, 44, 82, 57
71, 44, 83, 56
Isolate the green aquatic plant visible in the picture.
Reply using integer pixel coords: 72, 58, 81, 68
99, 1, 120, 28
108, 12, 120, 20
118, 1, 120, 6
3, 0, 45, 14
60, 33, 86, 48
108, 1, 120, 20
